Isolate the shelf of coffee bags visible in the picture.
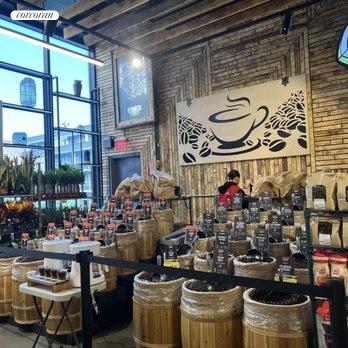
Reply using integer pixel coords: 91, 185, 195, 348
304, 209, 348, 218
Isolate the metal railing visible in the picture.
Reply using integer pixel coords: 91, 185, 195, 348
0, 246, 346, 348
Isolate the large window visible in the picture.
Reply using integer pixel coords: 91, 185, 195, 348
0, 19, 101, 203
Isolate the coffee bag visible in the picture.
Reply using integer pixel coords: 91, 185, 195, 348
337, 172, 348, 211
311, 216, 341, 248
342, 217, 348, 248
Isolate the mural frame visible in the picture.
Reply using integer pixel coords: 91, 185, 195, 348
112, 49, 154, 129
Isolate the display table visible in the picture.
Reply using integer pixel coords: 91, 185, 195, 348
19, 282, 106, 348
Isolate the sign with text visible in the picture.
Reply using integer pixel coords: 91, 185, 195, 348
185, 225, 198, 244
165, 244, 177, 260
253, 229, 269, 257
125, 212, 134, 231
259, 192, 272, 211
202, 212, 214, 237
249, 201, 260, 223
233, 216, 247, 241
282, 203, 294, 226
291, 190, 304, 211
232, 193, 243, 211
268, 212, 283, 242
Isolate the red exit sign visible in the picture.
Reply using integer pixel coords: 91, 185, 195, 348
115, 139, 132, 151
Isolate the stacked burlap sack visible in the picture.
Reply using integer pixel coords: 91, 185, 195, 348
152, 170, 176, 199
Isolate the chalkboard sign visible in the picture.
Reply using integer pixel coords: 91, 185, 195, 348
232, 193, 243, 211
125, 212, 134, 231
212, 252, 229, 274
165, 244, 177, 260
276, 256, 296, 283
233, 216, 247, 241
116, 55, 153, 124
142, 192, 152, 204
159, 197, 168, 210
291, 190, 304, 211
202, 213, 214, 237
268, 212, 282, 242
185, 225, 198, 244
281, 203, 294, 226
253, 229, 269, 257
216, 204, 227, 223
215, 224, 229, 250
249, 202, 260, 223
259, 192, 272, 211
144, 203, 152, 219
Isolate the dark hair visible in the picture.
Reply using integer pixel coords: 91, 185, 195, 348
227, 169, 240, 180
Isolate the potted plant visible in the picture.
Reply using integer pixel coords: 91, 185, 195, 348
0, 162, 8, 195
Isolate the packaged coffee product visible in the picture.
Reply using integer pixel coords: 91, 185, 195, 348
306, 172, 337, 210
313, 251, 330, 286
311, 217, 341, 248
330, 253, 348, 295
337, 172, 348, 211
342, 217, 348, 248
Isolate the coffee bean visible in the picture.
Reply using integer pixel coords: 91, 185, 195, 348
297, 124, 306, 133
183, 152, 196, 163
269, 139, 286, 152
296, 102, 304, 111
269, 116, 277, 123
297, 136, 307, 149
265, 123, 271, 129
188, 134, 199, 144
202, 141, 209, 148
262, 139, 271, 146
272, 120, 280, 129
180, 131, 189, 145
206, 134, 215, 141
199, 147, 212, 157
264, 131, 271, 138
192, 143, 198, 149
277, 128, 291, 138
287, 119, 300, 130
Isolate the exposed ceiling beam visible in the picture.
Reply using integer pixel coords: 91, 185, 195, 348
60, 0, 106, 20
134, 0, 272, 49
147, 0, 311, 56
16, 0, 42, 10
84, 0, 196, 47
64, 0, 149, 39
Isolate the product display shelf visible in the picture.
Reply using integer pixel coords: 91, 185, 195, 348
304, 208, 348, 348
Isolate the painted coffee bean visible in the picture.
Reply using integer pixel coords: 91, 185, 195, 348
297, 135, 307, 149
269, 139, 286, 152
180, 131, 189, 145
192, 128, 201, 136
297, 124, 306, 133
272, 120, 280, 129
265, 123, 272, 129
199, 147, 212, 158
287, 119, 300, 130
183, 152, 196, 163
262, 139, 271, 146
296, 102, 304, 111
202, 141, 209, 148
246, 140, 254, 146
188, 134, 199, 144
264, 131, 271, 138
192, 143, 199, 149
277, 128, 291, 138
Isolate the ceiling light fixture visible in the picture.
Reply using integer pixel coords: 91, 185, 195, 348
0, 25, 104, 67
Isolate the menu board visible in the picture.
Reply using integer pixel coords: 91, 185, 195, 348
268, 212, 283, 242
232, 193, 243, 211
165, 244, 177, 260
249, 202, 260, 223
159, 197, 168, 210
282, 203, 294, 226
185, 225, 198, 244
291, 190, 304, 211
202, 212, 214, 237
259, 192, 272, 211
253, 229, 269, 257
233, 216, 247, 241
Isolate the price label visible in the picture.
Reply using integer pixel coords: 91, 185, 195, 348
159, 196, 168, 210
281, 203, 294, 226
275, 257, 297, 283
202, 212, 214, 237
249, 202, 260, 223
185, 225, 198, 244
46, 222, 56, 240
232, 193, 243, 211
318, 221, 332, 246
64, 221, 72, 238
212, 252, 229, 274
253, 229, 269, 257
165, 244, 177, 260
80, 222, 91, 241
21, 232, 30, 249
164, 260, 180, 268
215, 224, 229, 250
291, 190, 304, 210
233, 216, 247, 241
268, 212, 282, 242
144, 203, 152, 219
259, 192, 272, 211
125, 212, 134, 231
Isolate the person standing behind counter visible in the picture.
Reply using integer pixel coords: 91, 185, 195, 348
217, 169, 246, 205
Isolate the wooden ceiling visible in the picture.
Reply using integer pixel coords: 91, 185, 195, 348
18, 0, 313, 56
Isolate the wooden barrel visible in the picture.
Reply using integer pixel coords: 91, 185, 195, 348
41, 298, 81, 335
178, 253, 195, 270
193, 252, 234, 274
153, 209, 174, 238
99, 243, 117, 292
243, 289, 310, 348
135, 219, 157, 261
282, 226, 297, 241
115, 231, 138, 276
181, 280, 243, 348
269, 240, 291, 259
12, 258, 43, 324
234, 256, 276, 280
0, 255, 19, 316
196, 236, 215, 253
229, 239, 251, 257
133, 272, 185, 348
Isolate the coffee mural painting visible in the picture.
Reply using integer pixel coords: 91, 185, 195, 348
176, 75, 309, 165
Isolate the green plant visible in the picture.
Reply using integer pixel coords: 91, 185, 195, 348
0, 155, 13, 192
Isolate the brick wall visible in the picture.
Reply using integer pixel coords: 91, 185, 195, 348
96, 0, 347, 216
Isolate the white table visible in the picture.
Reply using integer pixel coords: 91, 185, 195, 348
20, 281, 106, 348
